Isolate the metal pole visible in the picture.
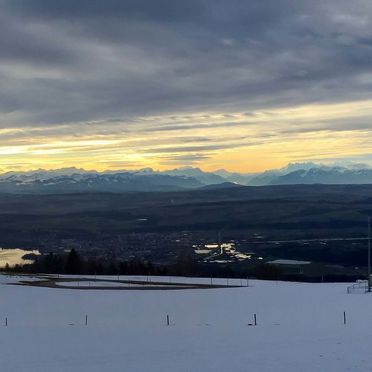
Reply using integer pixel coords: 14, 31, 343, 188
368, 217, 371, 292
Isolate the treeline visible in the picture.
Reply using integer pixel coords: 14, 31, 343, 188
4, 249, 282, 279
4, 249, 168, 276
3, 249, 366, 283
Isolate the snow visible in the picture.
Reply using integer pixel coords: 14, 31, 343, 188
0, 274, 371, 371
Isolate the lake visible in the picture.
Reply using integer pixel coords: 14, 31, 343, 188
0, 248, 40, 268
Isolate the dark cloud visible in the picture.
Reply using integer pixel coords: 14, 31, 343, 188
4, 0, 205, 22
0, 0, 372, 128
143, 141, 259, 154
280, 120, 372, 135
160, 154, 212, 165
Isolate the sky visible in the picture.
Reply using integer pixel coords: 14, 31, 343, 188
0, 0, 372, 173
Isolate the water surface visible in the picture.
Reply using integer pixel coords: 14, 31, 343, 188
0, 248, 40, 268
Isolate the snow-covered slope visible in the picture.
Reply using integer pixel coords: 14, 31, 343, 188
0, 274, 371, 372
0, 167, 95, 182
161, 166, 226, 185
0, 170, 203, 193
271, 167, 372, 185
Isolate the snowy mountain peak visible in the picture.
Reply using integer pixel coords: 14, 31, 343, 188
0, 161, 372, 192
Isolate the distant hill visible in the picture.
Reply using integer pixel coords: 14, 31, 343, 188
0, 171, 203, 193
271, 167, 372, 185
198, 182, 242, 190
161, 167, 226, 185
217, 162, 372, 186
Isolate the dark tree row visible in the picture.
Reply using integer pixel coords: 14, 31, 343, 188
2, 250, 365, 283
4, 249, 168, 276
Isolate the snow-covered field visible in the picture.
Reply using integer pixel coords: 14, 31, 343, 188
1, 274, 372, 372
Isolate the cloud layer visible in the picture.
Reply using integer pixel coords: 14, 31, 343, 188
0, 0, 372, 171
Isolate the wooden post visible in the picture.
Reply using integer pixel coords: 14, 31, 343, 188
85, 314, 88, 326
343, 311, 346, 325
166, 314, 170, 326
5, 317, 7, 327
254, 314, 257, 326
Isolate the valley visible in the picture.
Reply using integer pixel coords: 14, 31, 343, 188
1, 184, 371, 280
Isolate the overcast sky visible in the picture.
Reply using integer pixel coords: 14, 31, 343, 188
1, 0, 372, 172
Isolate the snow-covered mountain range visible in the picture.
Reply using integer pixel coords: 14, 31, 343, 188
0, 162, 372, 193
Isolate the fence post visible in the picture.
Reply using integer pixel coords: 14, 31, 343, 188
85, 314, 88, 326
343, 311, 346, 325
254, 314, 257, 326
5, 317, 7, 327
166, 314, 170, 326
